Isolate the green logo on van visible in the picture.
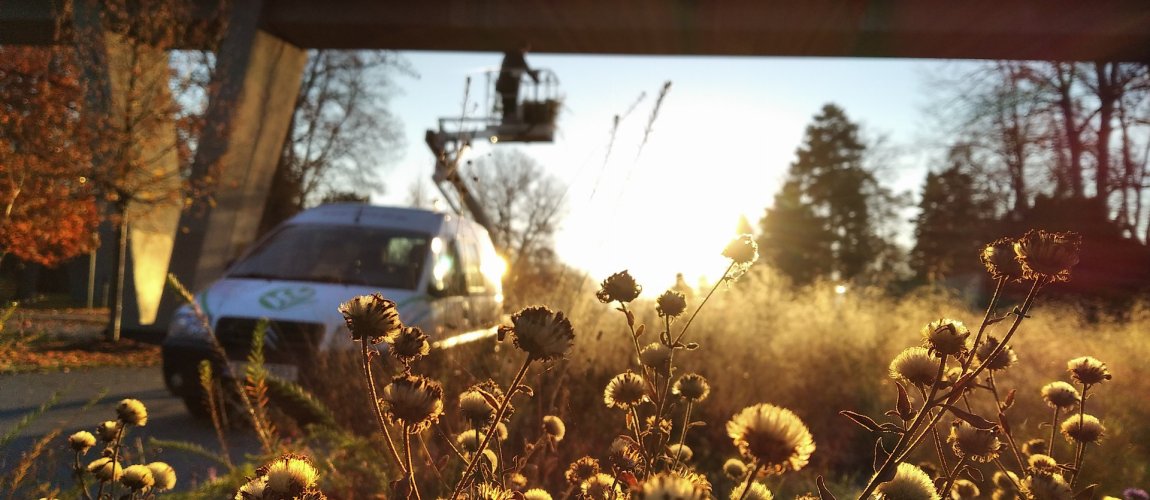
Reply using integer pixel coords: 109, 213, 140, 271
259, 286, 316, 310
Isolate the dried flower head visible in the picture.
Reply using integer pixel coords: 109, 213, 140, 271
875, 463, 941, 500
657, 290, 688, 318
723, 234, 759, 265
501, 306, 576, 361
890, 346, 939, 388
609, 436, 644, 472
604, 371, 648, 409
467, 449, 500, 472
582, 473, 622, 500
640, 342, 673, 375
1060, 414, 1105, 444
640, 472, 708, 500
68, 431, 96, 453
1067, 356, 1111, 386
264, 456, 319, 496
667, 443, 693, 462
474, 481, 515, 499
723, 458, 748, 480
1020, 471, 1072, 500
88, 457, 123, 482
507, 472, 528, 491
981, 237, 1025, 281
116, 398, 148, 426
1027, 454, 1059, 473
949, 420, 1001, 463
994, 471, 1021, 491
673, 373, 711, 402
1040, 382, 1081, 410
387, 326, 430, 365
235, 476, 268, 499
380, 374, 444, 432
1013, 229, 1081, 282
1022, 438, 1048, 457
565, 457, 600, 485
456, 431, 486, 453
147, 462, 177, 491
596, 270, 642, 303
726, 403, 816, 474
733, 482, 775, 500
493, 422, 509, 441
338, 294, 402, 343
952, 479, 981, 500
976, 336, 1018, 371
96, 420, 119, 442
542, 415, 565, 442
120, 464, 155, 491
523, 488, 553, 500
922, 318, 971, 357
459, 389, 495, 425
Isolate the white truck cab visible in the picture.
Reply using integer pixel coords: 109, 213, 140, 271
161, 204, 505, 415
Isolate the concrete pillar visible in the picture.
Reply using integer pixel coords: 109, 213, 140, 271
161, 1, 306, 323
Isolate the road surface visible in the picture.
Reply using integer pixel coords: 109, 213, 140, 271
0, 365, 260, 494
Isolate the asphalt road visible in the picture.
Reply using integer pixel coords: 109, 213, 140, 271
0, 365, 260, 494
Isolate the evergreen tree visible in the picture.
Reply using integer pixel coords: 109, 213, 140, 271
910, 157, 995, 283
759, 104, 889, 284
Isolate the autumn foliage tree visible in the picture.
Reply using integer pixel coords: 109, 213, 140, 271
0, 46, 100, 268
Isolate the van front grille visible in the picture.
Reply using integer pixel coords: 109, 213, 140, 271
214, 317, 324, 364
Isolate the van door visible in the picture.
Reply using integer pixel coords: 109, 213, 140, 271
428, 237, 469, 336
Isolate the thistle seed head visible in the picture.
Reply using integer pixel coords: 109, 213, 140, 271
116, 398, 148, 426
890, 346, 939, 388
338, 294, 402, 343
1021, 471, 1072, 500
874, 463, 940, 500
726, 403, 815, 474
263, 456, 319, 497
640, 472, 708, 500
459, 389, 495, 425
922, 319, 971, 357
87, 457, 123, 482
523, 488, 553, 500
667, 443, 693, 462
380, 374, 444, 432
604, 371, 648, 409
952, 479, 980, 500
68, 431, 96, 453
542, 415, 565, 442
1060, 414, 1105, 444
503, 306, 575, 361
146, 462, 177, 491
733, 482, 775, 500
656, 290, 688, 318
387, 326, 430, 365
723, 234, 759, 265
976, 336, 1017, 371
640, 342, 673, 376
723, 458, 748, 480
581, 473, 622, 500
1013, 229, 1081, 283
948, 420, 1002, 463
1067, 356, 1111, 386
565, 457, 600, 486
596, 270, 641, 304
1040, 382, 1081, 411
981, 237, 1025, 281
673, 373, 711, 402
96, 421, 119, 442
120, 464, 155, 491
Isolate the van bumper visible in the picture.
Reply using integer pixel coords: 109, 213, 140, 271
160, 339, 217, 397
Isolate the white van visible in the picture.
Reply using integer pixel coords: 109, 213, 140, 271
161, 204, 505, 415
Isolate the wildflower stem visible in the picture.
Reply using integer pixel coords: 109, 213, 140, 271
360, 340, 405, 471
987, 371, 1027, 472
672, 401, 694, 469
862, 357, 946, 499
619, 303, 655, 387
672, 261, 735, 346
404, 429, 422, 500
451, 356, 532, 500
939, 455, 970, 499
74, 451, 92, 500
737, 462, 765, 500
1070, 384, 1090, 487
418, 434, 450, 491
992, 457, 1022, 491
964, 276, 1007, 371
1048, 407, 1061, 461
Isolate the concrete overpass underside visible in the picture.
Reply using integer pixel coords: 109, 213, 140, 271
2, 0, 1149, 330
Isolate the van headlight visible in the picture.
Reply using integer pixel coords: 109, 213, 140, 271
166, 306, 211, 342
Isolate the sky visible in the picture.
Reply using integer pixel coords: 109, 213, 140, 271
376, 52, 961, 292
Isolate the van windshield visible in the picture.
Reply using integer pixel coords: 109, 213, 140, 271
227, 224, 431, 290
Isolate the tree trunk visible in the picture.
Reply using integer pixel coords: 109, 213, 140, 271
1094, 62, 1117, 202
106, 201, 128, 342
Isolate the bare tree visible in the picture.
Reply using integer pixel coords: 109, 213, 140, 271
259, 50, 410, 234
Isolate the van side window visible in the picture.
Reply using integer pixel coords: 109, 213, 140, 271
430, 240, 466, 297
460, 240, 487, 295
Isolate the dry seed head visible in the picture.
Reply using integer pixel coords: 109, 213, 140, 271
657, 290, 688, 318
608, 436, 643, 472
466, 449, 500, 472
596, 270, 641, 303
96, 420, 119, 442
456, 431, 486, 453
976, 336, 1018, 371
1060, 414, 1105, 444
726, 403, 816, 474
235, 477, 268, 499
523, 488, 553, 500
565, 456, 600, 485
68, 431, 96, 453
723, 458, 748, 479
338, 293, 402, 343
890, 346, 939, 388
1021, 471, 1072, 500
1022, 438, 1048, 457
1040, 382, 1080, 410
492, 421, 509, 441
640, 472, 708, 500
723, 234, 759, 265
459, 389, 495, 425
581, 473, 622, 500
1027, 454, 1059, 473
875, 463, 941, 500
604, 371, 648, 409
1013, 229, 1081, 282
949, 420, 1002, 463
387, 326, 430, 365
922, 318, 971, 357
1067, 356, 1111, 386
87, 457, 123, 482
981, 237, 1025, 281
673, 372, 711, 402
116, 398, 148, 426
146, 462, 177, 491
380, 374, 444, 432
504, 306, 576, 361
952, 479, 981, 500
678, 470, 713, 497
542, 415, 565, 442
264, 456, 319, 496
732, 482, 774, 500
474, 481, 515, 499
994, 471, 1021, 491
508, 472, 528, 491
640, 342, 673, 375
120, 464, 155, 491
667, 443, 693, 462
